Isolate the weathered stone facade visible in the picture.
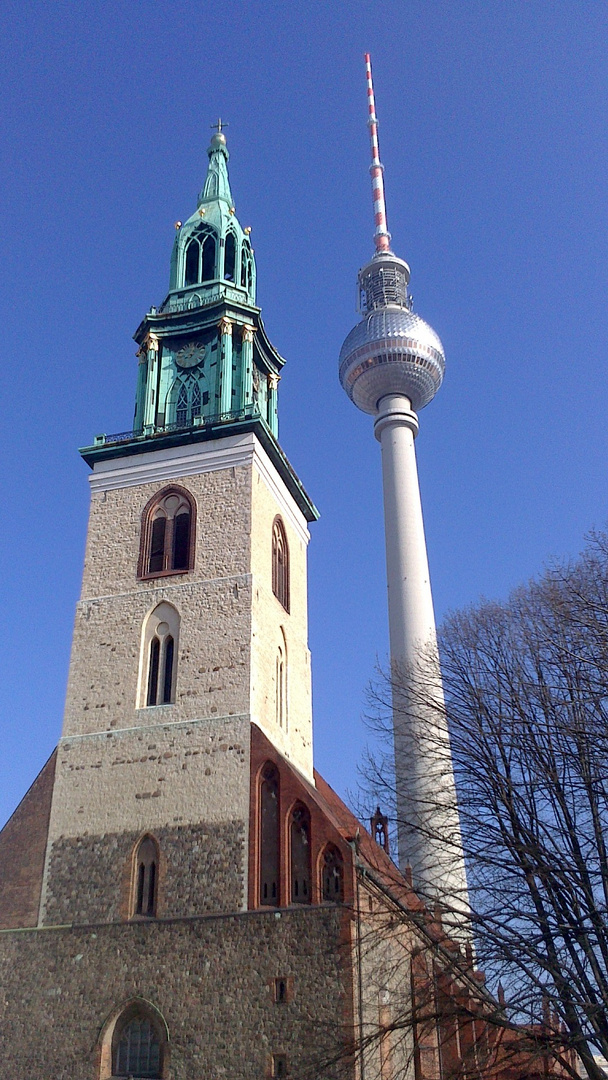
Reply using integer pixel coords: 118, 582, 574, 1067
43, 820, 245, 926
0, 907, 353, 1080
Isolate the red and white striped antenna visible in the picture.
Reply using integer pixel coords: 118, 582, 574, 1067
364, 53, 391, 254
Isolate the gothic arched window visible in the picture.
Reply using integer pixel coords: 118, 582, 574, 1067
113, 1010, 163, 1078
139, 486, 196, 579
133, 835, 159, 917
185, 238, 199, 286
171, 377, 208, 429
272, 517, 289, 612
201, 233, 216, 281
260, 763, 280, 907
139, 602, 180, 709
224, 232, 236, 282
184, 229, 217, 287
290, 803, 311, 904
321, 844, 344, 903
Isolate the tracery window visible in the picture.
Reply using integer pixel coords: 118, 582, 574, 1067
114, 1014, 162, 1078
172, 377, 208, 429
321, 844, 344, 903
184, 229, 216, 286
139, 602, 180, 709
139, 486, 195, 579
272, 517, 289, 612
133, 835, 159, 917
260, 763, 280, 906
290, 803, 311, 904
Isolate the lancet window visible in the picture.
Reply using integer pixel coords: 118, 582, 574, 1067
272, 517, 289, 612
321, 844, 344, 903
224, 231, 236, 282
133, 835, 159, 917
290, 803, 311, 904
184, 228, 216, 286
259, 763, 280, 906
139, 486, 195, 579
139, 601, 180, 709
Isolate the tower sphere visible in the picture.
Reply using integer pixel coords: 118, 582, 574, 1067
339, 251, 446, 416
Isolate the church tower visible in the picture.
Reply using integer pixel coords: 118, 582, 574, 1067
0, 105, 498, 1080
39, 125, 318, 927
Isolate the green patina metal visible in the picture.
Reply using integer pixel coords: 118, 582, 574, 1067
80, 127, 319, 523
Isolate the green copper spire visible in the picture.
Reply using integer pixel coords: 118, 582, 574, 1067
197, 124, 233, 208
79, 124, 319, 525
167, 126, 255, 304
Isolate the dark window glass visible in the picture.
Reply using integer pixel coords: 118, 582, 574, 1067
260, 765, 280, 906
272, 1054, 288, 1078
115, 1017, 161, 1078
202, 234, 216, 281
191, 381, 201, 418
185, 239, 199, 286
290, 805, 311, 904
225, 233, 236, 281
322, 845, 344, 902
147, 637, 160, 706
147, 860, 156, 914
149, 517, 166, 574
135, 837, 158, 917
176, 383, 188, 426
137, 862, 145, 914
162, 636, 174, 704
247, 260, 253, 292
241, 248, 247, 287
173, 512, 190, 571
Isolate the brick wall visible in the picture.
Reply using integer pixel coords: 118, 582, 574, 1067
0, 751, 56, 929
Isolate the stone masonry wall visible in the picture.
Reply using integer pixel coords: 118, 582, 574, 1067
250, 463, 314, 779
0, 907, 354, 1080
42, 716, 251, 923
44, 821, 244, 925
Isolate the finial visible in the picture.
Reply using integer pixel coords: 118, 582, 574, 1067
364, 53, 391, 254
208, 118, 228, 152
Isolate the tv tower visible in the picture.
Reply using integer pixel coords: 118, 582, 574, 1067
339, 55, 469, 910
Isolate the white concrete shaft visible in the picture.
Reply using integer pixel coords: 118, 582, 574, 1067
374, 393, 469, 916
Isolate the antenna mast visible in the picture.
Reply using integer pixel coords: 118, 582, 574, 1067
364, 53, 391, 253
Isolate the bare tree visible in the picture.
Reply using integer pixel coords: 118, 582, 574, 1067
362, 532, 608, 1080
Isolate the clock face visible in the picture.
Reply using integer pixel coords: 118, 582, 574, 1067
176, 342, 205, 369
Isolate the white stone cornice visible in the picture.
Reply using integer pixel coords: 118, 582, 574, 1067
89, 431, 311, 545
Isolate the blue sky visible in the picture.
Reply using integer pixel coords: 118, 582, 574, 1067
1, 1, 607, 827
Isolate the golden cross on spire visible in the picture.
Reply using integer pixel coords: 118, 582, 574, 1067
211, 118, 228, 133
